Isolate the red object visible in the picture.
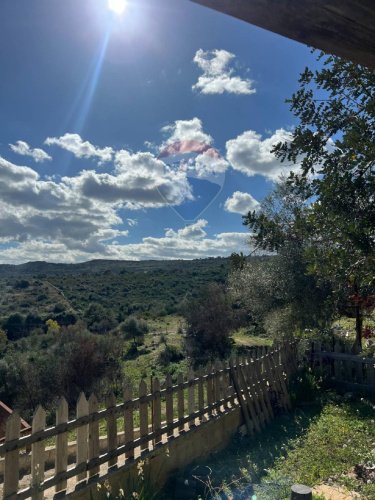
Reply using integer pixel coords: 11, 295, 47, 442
0, 400, 31, 441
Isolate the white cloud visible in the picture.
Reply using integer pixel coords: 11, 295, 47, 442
165, 219, 208, 239
0, 157, 125, 254
45, 133, 113, 164
0, 217, 250, 264
0, 151, 194, 260
9, 140, 52, 163
161, 117, 213, 146
193, 49, 256, 95
226, 128, 295, 180
224, 191, 260, 215
65, 150, 193, 209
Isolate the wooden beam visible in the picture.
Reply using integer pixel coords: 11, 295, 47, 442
191, 0, 375, 70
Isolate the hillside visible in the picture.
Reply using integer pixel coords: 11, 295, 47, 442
0, 257, 232, 322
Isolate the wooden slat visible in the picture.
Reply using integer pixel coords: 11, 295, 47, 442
254, 357, 273, 421
243, 357, 264, 427
106, 393, 117, 468
367, 361, 375, 386
206, 364, 214, 418
139, 380, 148, 452
188, 369, 195, 427
165, 374, 173, 438
177, 372, 185, 432
76, 392, 89, 481
152, 377, 162, 446
229, 358, 252, 435
237, 362, 261, 433
124, 382, 134, 460
31, 405, 46, 500
4, 412, 21, 498
197, 368, 205, 422
15, 392, 239, 499
270, 352, 291, 411
55, 397, 68, 492
251, 357, 269, 426
88, 394, 100, 478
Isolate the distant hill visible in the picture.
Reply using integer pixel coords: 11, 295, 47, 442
0, 257, 229, 278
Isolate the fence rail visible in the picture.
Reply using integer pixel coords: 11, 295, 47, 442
311, 341, 375, 393
0, 343, 297, 499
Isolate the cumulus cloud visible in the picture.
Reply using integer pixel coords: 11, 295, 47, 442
10, 140, 52, 163
159, 118, 229, 178
0, 156, 126, 254
192, 49, 256, 95
45, 133, 113, 163
0, 151, 194, 261
224, 191, 260, 215
161, 117, 213, 146
226, 128, 295, 180
62, 150, 193, 209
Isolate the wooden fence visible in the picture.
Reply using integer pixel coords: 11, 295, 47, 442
0, 343, 297, 499
311, 341, 375, 394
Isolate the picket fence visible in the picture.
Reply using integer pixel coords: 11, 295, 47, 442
311, 341, 375, 393
0, 343, 297, 499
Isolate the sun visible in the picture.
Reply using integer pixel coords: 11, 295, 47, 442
107, 0, 127, 15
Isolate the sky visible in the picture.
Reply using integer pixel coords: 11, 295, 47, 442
0, 0, 320, 264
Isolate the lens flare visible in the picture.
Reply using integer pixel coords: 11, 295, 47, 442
107, 0, 127, 15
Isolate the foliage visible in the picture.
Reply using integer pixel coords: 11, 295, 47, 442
229, 242, 332, 337
120, 317, 149, 345
0, 327, 7, 352
2, 313, 27, 341
0, 324, 123, 413
157, 344, 184, 365
243, 54, 375, 348
183, 283, 234, 363
46, 318, 60, 334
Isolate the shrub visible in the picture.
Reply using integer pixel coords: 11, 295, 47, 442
183, 283, 234, 363
120, 317, 149, 345
158, 345, 184, 365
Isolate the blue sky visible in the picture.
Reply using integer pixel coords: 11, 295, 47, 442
0, 0, 319, 263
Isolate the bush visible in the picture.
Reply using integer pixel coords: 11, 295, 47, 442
183, 283, 234, 363
158, 345, 184, 365
120, 317, 148, 345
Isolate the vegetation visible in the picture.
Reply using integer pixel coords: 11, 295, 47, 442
182, 283, 235, 364
243, 53, 375, 350
164, 371, 375, 499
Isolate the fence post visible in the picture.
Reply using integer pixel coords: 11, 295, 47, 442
188, 368, 195, 428
55, 397, 68, 493
88, 393, 100, 478
177, 372, 185, 432
106, 393, 117, 468
4, 412, 21, 498
291, 484, 312, 499
197, 367, 205, 422
124, 381, 134, 460
31, 405, 46, 500
152, 377, 162, 447
139, 380, 149, 452
165, 374, 174, 438
76, 392, 89, 481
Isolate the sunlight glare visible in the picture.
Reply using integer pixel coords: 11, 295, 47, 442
107, 0, 127, 15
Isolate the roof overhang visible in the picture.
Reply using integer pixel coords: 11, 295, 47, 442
191, 0, 375, 70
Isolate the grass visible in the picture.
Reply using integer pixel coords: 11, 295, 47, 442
122, 315, 188, 386
270, 397, 375, 498
165, 390, 375, 499
232, 327, 273, 349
